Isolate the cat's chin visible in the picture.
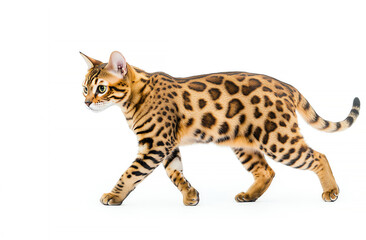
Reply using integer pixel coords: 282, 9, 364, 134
88, 102, 114, 112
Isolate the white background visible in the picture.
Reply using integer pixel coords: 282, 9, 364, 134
1, 0, 365, 239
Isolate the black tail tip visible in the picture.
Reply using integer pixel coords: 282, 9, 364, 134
353, 97, 360, 108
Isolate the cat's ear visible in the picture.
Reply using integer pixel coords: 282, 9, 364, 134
80, 52, 103, 70
105, 51, 127, 77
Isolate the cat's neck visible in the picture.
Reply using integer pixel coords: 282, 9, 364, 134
118, 64, 153, 118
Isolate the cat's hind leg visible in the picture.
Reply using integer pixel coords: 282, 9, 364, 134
232, 147, 275, 202
163, 148, 199, 206
311, 150, 339, 202
263, 133, 339, 202
283, 146, 339, 202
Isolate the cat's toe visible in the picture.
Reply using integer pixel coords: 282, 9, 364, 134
235, 192, 257, 202
322, 187, 339, 202
183, 188, 200, 206
100, 193, 123, 205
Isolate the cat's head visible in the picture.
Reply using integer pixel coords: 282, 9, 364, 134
81, 51, 131, 112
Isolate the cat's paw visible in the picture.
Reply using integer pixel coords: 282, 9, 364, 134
183, 188, 200, 206
100, 192, 123, 206
235, 192, 257, 202
322, 187, 339, 202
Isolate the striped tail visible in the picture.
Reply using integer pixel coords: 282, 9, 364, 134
297, 95, 360, 132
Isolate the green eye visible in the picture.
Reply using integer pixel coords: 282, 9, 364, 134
83, 86, 88, 94
98, 85, 107, 93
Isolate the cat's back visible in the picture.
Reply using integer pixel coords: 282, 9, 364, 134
150, 70, 300, 113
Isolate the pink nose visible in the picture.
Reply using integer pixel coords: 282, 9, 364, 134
85, 100, 92, 107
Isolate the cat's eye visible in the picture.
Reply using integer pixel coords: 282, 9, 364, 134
98, 85, 107, 94
83, 86, 88, 94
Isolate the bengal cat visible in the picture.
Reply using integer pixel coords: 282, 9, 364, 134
81, 51, 360, 206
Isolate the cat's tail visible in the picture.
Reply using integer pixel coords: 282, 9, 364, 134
296, 94, 360, 132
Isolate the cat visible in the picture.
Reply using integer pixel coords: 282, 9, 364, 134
81, 51, 360, 205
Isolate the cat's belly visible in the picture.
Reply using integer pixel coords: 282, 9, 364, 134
179, 136, 199, 146
178, 134, 257, 148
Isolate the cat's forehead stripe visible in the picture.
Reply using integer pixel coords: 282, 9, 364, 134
86, 68, 101, 85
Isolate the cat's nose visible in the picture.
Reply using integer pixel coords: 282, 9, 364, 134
85, 100, 92, 107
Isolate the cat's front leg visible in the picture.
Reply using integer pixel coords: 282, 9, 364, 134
100, 142, 174, 206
